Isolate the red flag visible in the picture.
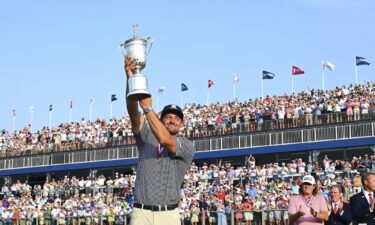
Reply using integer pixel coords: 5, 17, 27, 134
70, 101, 73, 109
208, 79, 215, 88
292, 66, 304, 75
12, 109, 16, 117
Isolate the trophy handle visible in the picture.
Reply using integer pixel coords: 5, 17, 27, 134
146, 37, 153, 58
119, 43, 126, 55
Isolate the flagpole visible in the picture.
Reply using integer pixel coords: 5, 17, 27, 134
355, 62, 358, 85
89, 101, 93, 122
30, 108, 34, 133
292, 75, 294, 94
262, 78, 264, 99
69, 108, 72, 123
207, 90, 209, 105
110, 102, 113, 119
233, 83, 236, 100
180, 94, 183, 108
322, 60, 325, 91
49, 111, 52, 129
12, 115, 15, 132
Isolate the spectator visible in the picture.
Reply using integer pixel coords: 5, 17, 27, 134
288, 175, 329, 224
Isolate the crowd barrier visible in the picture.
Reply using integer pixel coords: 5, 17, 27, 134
2, 209, 289, 225
1, 119, 374, 170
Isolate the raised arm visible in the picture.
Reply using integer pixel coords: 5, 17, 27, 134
124, 56, 144, 135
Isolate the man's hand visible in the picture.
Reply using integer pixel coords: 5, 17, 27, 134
125, 55, 137, 78
310, 205, 317, 217
297, 205, 306, 217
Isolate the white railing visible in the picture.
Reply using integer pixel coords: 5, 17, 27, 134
0, 121, 374, 170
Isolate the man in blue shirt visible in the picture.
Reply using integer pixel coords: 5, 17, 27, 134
247, 183, 257, 198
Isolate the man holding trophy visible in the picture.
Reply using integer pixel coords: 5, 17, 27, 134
122, 26, 195, 225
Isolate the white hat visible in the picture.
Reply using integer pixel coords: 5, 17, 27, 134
302, 175, 315, 185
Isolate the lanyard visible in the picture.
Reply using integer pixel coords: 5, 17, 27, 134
157, 144, 165, 157
301, 195, 314, 206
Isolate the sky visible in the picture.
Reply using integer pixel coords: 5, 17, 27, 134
0, 0, 374, 132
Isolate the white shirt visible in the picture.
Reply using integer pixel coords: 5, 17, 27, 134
363, 189, 374, 205
331, 200, 343, 215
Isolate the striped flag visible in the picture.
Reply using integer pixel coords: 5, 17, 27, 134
181, 83, 189, 91
208, 79, 215, 88
262, 71, 275, 79
323, 61, 335, 71
70, 100, 73, 109
356, 56, 370, 66
292, 66, 304, 75
233, 75, 239, 84
158, 86, 165, 94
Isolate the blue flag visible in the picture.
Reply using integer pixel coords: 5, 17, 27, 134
111, 94, 117, 102
356, 56, 370, 66
262, 71, 275, 80
49, 105, 53, 111
181, 83, 189, 91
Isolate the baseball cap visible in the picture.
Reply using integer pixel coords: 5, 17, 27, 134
161, 104, 184, 120
302, 175, 316, 185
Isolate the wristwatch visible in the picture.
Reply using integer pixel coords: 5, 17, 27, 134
143, 107, 153, 114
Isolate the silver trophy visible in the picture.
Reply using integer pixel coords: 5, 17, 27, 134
120, 25, 153, 100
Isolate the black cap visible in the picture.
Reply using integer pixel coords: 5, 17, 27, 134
161, 104, 184, 120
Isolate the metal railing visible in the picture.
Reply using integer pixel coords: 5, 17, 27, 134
0, 120, 374, 170
4, 215, 131, 225
4, 209, 289, 225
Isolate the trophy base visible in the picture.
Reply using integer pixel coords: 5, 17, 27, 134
127, 74, 151, 100
127, 91, 151, 101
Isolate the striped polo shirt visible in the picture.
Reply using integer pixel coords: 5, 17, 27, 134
133, 122, 195, 206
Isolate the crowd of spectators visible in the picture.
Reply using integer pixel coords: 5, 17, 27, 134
1, 81, 374, 157
1, 153, 374, 225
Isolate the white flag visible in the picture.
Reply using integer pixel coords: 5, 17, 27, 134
29, 106, 34, 112
158, 86, 165, 94
322, 61, 335, 71
233, 75, 239, 84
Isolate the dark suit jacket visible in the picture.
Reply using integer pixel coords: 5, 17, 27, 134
325, 202, 352, 225
350, 191, 375, 225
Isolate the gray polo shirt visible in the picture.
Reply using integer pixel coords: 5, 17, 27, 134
133, 122, 195, 206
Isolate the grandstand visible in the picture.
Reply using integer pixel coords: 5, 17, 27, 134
0, 81, 374, 225
1, 82, 375, 179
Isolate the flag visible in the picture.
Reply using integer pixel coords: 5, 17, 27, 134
262, 71, 275, 79
322, 61, 335, 71
90, 98, 94, 104
181, 83, 189, 91
12, 109, 16, 117
233, 75, 239, 84
292, 66, 305, 75
356, 56, 370, 66
158, 86, 165, 94
49, 105, 53, 111
70, 101, 73, 109
29, 106, 34, 112
208, 79, 215, 88
111, 94, 117, 102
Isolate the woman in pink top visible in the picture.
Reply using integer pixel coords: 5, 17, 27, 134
288, 175, 329, 225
